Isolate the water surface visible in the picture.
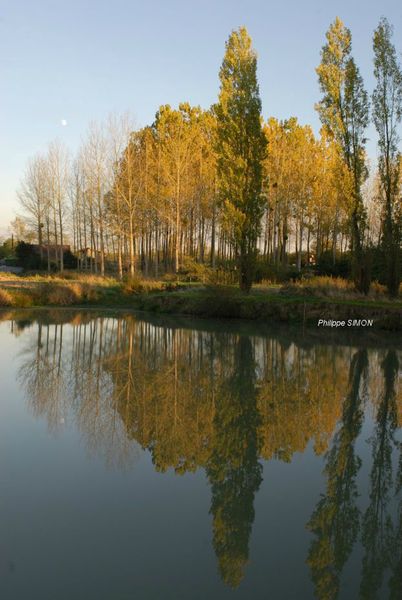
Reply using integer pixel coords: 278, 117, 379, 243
1, 310, 401, 599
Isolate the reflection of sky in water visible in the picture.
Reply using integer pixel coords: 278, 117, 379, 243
0, 313, 401, 600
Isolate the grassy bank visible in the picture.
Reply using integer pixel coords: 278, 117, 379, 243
0, 273, 401, 330
131, 288, 402, 330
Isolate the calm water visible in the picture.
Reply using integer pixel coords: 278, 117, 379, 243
0, 310, 401, 600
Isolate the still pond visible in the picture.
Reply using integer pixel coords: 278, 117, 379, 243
0, 310, 401, 599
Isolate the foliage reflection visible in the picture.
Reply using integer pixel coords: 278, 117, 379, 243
9, 312, 401, 594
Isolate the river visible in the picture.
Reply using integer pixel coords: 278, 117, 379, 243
0, 310, 401, 599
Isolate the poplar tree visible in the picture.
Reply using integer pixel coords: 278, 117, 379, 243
316, 17, 370, 293
214, 27, 267, 292
153, 103, 200, 274
372, 17, 402, 297
18, 154, 49, 264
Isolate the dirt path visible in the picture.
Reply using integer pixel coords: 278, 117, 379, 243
0, 280, 43, 288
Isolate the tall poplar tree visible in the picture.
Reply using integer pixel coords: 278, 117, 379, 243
153, 103, 200, 274
316, 17, 370, 293
214, 27, 267, 292
372, 17, 402, 297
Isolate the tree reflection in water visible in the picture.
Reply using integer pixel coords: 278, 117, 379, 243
360, 350, 400, 600
307, 349, 367, 600
307, 348, 402, 600
8, 312, 401, 594
206, 336, 262, 587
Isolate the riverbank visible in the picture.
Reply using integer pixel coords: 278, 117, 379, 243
0, 276, 401, 330
130, 288, 402, 330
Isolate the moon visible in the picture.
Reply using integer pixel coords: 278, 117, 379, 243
61, 119, 67, 127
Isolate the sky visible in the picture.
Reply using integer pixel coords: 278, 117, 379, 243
1, 0, 402, 233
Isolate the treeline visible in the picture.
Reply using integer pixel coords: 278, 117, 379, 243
17, 18, 402, 294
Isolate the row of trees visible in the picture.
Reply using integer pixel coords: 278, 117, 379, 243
316, 17, 402, 295
17, 19, 401, 294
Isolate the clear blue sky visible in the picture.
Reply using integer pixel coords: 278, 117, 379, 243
1, 0, 401, 231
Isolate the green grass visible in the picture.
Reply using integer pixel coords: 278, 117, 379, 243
127, 287, 401, 330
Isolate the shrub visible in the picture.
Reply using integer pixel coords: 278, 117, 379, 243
0, 288, 13, 306
123, 276, 164, 295
206, 267, 237, 286
369, 281, 387, 299
3, 258, 19, 267
279, 275, 393, 301
316, 251, 351, 278
80, 283, 99, 302
45, 283, 82, 305
254, 261, 302, 284
51, 270, 78, 280
0, 239, 14, 259
63, 250, 78, 269
43, 282, 99, 305
15, 241, 42, 270
366, 246, 399, 293
280, 276, 356, 299
178, 257, 221, 283
15, 242, 79, 272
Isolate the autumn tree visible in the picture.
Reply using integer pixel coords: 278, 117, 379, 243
10, 216, 35, 244
152, 103, 201, 274
106, 113, 135, 278
372, 17, 402, 297
47, 141, 70, 272
16, 21, 402, 287
18, 154, 49, 263
262, 118, 351, 271
214, 27, 267, 292
316, 17, 370, 293
81, 122, 109, 275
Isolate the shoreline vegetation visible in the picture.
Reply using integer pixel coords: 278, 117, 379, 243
0, 273, 401, 330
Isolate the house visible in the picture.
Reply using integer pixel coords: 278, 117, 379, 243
31, 244, 71, 260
